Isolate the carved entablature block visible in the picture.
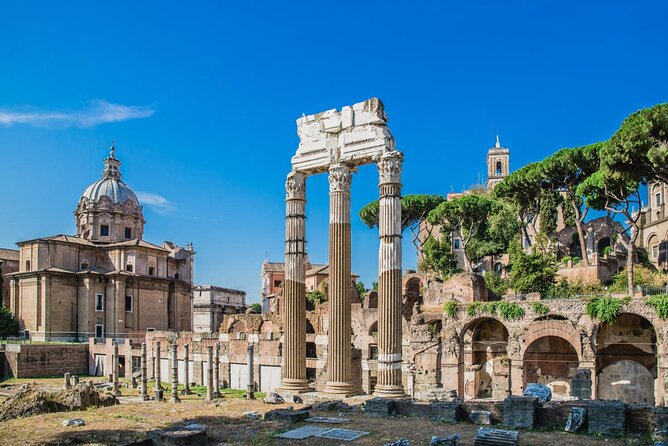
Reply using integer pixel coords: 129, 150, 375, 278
292, 98, 396, 173
285, 171, 306, 200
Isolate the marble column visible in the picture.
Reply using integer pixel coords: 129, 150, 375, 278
154, 341, 164, 401
279, 171, 310, 393
374, 151, 405, 397
170, 344, 180, 403
112, 341, 120, 396
183, 344, 191, 395
213, 343, 221, 398
206, 345, 214, 401
140, 343, 149, 401
247, 344, 255, 400
324, 163, 355, 396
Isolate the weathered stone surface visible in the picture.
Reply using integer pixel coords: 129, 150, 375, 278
275, 426, 330, 440
62, 418, 86, 427
571, 369, 592, 400
426, 388, 459, 402
0, 383, 117, 421
430, 402, 459, 423
522, 383, 551, 404
588, 400, 625, 435
564, 406, 587, 433
473, 427, 519, 446
431, 433, 460, 445
503, 396, 537, 429
147, 423, 208, 446
653, 407, 668, 445
470, 410, 492, 425
365, 397, 396, 417
384, 440, 410, 446
263, 392, 284, 404
264, 408, 310, 423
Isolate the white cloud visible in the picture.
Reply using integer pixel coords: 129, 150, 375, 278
136, 192, 175, 215
0, 100, 154, 127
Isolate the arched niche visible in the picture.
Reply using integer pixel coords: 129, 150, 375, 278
459, 318, 509, 400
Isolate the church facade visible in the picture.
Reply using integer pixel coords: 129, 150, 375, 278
6, 147, 195, 341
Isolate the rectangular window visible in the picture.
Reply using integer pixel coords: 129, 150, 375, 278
148, 266, 155, 276
95, 324, 104, 338
125, 227, 132, 239
369, 344, 379, 360
653, 245, 659, 259
656, 193, 662, 207
125, 295, 133, 312
100, 225, 109, 236
95, 294, 104, 312
126, 264, 133, 272
453, 239, 462, 250
274, 280, 283, 287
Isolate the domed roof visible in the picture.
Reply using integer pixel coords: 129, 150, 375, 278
82, 177, 140, 206
80, 145, 141, 207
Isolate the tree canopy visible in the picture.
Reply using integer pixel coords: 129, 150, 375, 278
359, 194, 445, 251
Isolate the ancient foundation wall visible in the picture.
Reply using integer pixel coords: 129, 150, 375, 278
3, 343, 88, 378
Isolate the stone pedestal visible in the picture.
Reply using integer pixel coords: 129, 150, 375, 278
324, 164, 355, 397
374, 151, 404, 398
64, 372, 71, 389
279, 171, 310, 393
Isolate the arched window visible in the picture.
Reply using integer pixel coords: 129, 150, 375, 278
648, 234, 659, 260
25, 260, 31, 271
496, 161, 502, 175
80, 260, 90, 270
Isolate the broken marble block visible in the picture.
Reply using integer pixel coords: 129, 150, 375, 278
62, 418, 86, 427
564, 407, 587, 433
431, 433, 460, 445
473, 427, 519, 446
522, 383, 551, 404
264, 408, 310, 423
384, 440, 410, 446
470, 410, 492, 425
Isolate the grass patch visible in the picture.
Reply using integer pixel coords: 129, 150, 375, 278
443, 301, 458, 319
646, 294, 668, 319
585, 296, 630, 324
530, 302, 550, 316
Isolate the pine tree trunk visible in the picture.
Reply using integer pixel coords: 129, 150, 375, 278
626, 242, 635, 296
573, 200, 590, 266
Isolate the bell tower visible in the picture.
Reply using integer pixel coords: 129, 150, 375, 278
487, 135, 510, 190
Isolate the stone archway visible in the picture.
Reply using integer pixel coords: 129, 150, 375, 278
402, 277, 422, 321
459, 318, 509, 400
596, 313, 657, 405
523, 336, 579, 399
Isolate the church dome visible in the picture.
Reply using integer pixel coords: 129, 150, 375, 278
79, 146, 140, 207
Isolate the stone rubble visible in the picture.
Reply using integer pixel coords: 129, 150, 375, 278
430, 433, 460, 445
588, 400, 625, 435
503, 396, 537, 429
473, 427, 519, 446
522, 383, 551, 404
564, 407, 587, 433
470, 410, 492, 425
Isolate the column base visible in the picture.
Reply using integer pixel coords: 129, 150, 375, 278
323, 381, 356, 398
373, 385, 406, 398
277, 378, 311, 394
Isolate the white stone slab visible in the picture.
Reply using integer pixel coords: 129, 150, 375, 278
275, 425, 330, 440
306, 416, 349, 424
315, 428, 369, 441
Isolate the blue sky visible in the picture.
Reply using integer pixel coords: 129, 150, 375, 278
1, 2, 666, 302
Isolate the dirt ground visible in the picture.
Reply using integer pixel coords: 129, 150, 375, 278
0, 378, 651, 446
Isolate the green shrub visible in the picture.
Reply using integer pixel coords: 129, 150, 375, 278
608, 265, 668, 291
585, 296, 630, 324
306, 290, 327, 304
509, 243, 557, 294
544, 278, 605, 299
484, 272, 509, 297
646, 294, 668, 319
497, 302, 525, 320
467, 302, 498, 317
530, 302, 550, 316
443, 301, 458, 319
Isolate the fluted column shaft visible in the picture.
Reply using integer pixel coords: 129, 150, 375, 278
375, 151, 405, 397
183, 344, 191, 394
206, 345, 214, 401
170, 344, 180, 403
324, 164, 355, 396
280, 171, 310, 392
112, 341, 120, 396
139, 343, 148, 400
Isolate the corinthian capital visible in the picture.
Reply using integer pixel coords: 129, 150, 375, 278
328, 164, 353, 193
377, 150, 403, 185
286, 171, 306, 200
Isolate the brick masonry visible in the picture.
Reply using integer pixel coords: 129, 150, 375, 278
3, 343, 88, 378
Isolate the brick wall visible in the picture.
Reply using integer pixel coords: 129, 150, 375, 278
4, 344, 89, 378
